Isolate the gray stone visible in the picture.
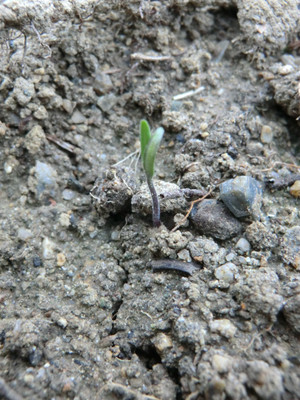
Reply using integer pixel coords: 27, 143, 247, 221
235, 237, 251, 253
190, 199, 243, 240
24, 125, 46, 154
283, 294, 300, 333
62, 189, 75, 201
246, 361, 283, 400
210, 319, 237, 338
97, 93, 118, 113
220, 176, 263, 218
13, 77, 35, 106
215, 262, 238, 283
280, 226, 300, 269
17, 228, 33, 241
33, 161, 58, 200
70, 110, 86, 124
93, 72, 113, 95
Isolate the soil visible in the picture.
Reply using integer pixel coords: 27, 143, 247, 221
0, 1, 300, 399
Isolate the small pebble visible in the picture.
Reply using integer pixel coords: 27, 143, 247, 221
93, 72, 113, 94
280, 226, 300, 269
13, 77, 35, 106
4, 156, 18, 174
70, 109, 86, 124
62, 99, 74, 114
235, 237, 251, 253
260, 125, 273, 144
152, 333, 173, 355
35, 161, 57, 193
212, 354, 232, 373
290, 180, 300, 198
24, 374, 34, 384
278, 64, 294, 75
59, 212, 71, 227
0, 121, 7, 136
200, 131, 209, 138
210, 319, 237, 338
177, 249, 192, 262
97, 93, 118, 113
170, 100, 183, 111
225, 252, 235, 262
283, 294, 300, 333
111, 230, 120, 241
220, 176, 263, 218
24, 125, 46, 154
33, 255, 43, 268
214, 262, 238, 283
57, 252, 66, 267
42, 237, 55, 259
57, 317, 68, 329
62, 189, 75, 201
200, 122, 208, 131
33, 105, 48, 120
17, 228, 33, 241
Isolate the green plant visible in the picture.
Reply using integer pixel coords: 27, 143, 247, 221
140, 120, 164, 227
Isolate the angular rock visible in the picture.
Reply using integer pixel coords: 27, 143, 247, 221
190, 199, 242, 240
220, 176, 263, 218
283, 294, 300, 333
280, 226, 300, 269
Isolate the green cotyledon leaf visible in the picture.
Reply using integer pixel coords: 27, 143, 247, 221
143, 126, 164, 179
140, 120, 151, 163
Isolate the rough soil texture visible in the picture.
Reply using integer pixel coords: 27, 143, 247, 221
0, 1, 300, 399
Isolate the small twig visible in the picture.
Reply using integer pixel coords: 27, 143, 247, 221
46, 135, 78, 154
173, 86, 205, 101
0, 378, 23, 400
171, 187, 215, 232
30, 21, 51, 58
130, 52, 171, 62
21, 32, 27, 74
259, 161, 300, 173
112, 150, 139, 167
242, 324, 273, 352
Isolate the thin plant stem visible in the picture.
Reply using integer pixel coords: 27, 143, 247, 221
147, 177, 161, 227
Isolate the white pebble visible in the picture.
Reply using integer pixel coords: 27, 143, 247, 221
236, 238, 251, 253
278, 64, 294, 75
260, 125, 273, 144
212, 354, 232, 373
215, 262, 238, 283
62, 189, 75, 201
42, 237, 55, 259
210, 319, 237, 338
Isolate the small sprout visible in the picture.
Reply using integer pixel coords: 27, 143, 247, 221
140, 119, 164, 227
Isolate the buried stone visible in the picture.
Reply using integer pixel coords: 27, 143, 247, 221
190, 199, 242, 240
220, 176, 263, 218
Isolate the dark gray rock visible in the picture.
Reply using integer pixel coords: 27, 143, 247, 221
190, 199, 243, 240
283, 294, 300, 333
280, 226, 300, 269
220, 176, 263, 218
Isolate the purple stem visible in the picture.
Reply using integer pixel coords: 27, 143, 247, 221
147, 177, 161, 227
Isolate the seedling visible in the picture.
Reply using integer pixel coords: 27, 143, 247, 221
140, 120, 164, 227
